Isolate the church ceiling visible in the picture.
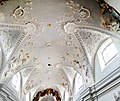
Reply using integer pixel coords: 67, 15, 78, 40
0, 0, 120, 99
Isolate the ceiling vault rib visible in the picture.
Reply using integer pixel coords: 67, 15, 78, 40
77, 26, 120, 40
74, 28, 94, 80
62, 68, 72, 91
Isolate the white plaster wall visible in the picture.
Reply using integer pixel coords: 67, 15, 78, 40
98, 85, 120, 101
95, 39, 120, 83
0, 84, 20, 101
6, 79, 20, 99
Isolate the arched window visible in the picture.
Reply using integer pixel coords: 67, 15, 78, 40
97, 38, 119, 71
12, 72, 21, 91
74, 73, 83, 95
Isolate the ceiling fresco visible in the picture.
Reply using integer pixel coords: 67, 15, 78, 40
0, 0, 120, 100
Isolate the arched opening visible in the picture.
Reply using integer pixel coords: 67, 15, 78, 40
74, 73, 83, 95
12, 72, 21, 91
33, 88, 61, 101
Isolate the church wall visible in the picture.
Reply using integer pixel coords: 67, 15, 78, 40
6, 79, 20, 100
74, 67, 120, 101
95, 39, 120, 83
0, 83, 19, 101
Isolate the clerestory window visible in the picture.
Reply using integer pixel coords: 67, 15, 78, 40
97, 38, 119, 71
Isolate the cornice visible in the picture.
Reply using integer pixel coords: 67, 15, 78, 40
0, 83, 20, 101
76, 67, 120, 101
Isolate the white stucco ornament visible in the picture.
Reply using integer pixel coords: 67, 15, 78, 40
109, 21, 120, 31
79, 6, 90, 20
64, 22, 77, 34
25, 22, 36, 33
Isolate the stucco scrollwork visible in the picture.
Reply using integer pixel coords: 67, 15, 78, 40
23, 80, 34, 94
7, 49, 31, 73
66, 0, 91, 24
12, 6, 25, 20
11, 0, 33, 24
66, 0, 80, 13
78, 6, 90, 20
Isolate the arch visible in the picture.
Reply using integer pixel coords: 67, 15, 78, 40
33, 88, 61, 101
96, 38, 119, 71
11, 72, 21, 91
1, 65, 35, 84
32, 83, 67, 101
92, 38, 109, 80
22, 66, 73, 95
73, 73, 83, 95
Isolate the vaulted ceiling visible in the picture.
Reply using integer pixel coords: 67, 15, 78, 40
0, 0, 120, 100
